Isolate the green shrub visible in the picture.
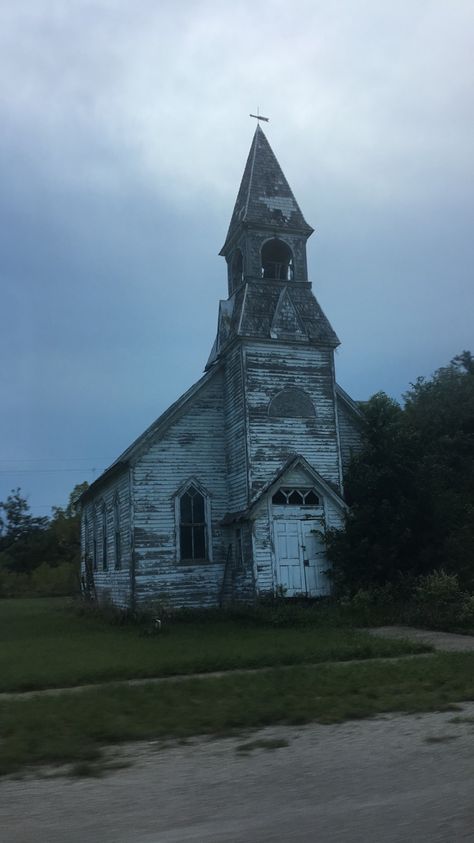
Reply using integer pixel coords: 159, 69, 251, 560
411, 570, 474, 630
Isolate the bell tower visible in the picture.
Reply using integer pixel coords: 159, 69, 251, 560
220, 124, 314, 294
208, 126, 344, 514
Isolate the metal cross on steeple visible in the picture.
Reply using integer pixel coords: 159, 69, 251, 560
249, 107, 269, 123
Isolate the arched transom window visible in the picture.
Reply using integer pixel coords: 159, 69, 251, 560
179, 484, 207, 561
272, 487, 320, 506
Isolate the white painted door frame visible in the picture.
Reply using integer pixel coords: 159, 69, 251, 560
273, 518, 330, 597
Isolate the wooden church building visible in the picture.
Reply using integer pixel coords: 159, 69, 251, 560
80, 126, 362, 609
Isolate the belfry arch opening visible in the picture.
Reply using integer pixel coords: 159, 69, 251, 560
230, 249, 244, 292
261, 239, 294, 281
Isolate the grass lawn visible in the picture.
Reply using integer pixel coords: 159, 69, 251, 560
2, 653, 474, 776
0, 598, 430, 693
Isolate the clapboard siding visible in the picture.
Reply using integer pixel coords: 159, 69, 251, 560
337, 396, 363, 475
223, 344, 249, 512
80, 470, 131, 609
243, 343, 342, 497
131, 368, 229, 608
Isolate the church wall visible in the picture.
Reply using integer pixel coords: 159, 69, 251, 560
131, 369, 229, 608
337, 397, 363, 476
80, 470, 132, 609
243, 342, 342, 499
223, 344, 249, 513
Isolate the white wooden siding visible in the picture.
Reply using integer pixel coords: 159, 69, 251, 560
80, 470, 131, 609
243, 343, 342, 498
131, 369, 229, 608
223, 345, 249, 512
337, 396, 363, 476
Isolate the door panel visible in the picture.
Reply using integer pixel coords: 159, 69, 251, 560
275, 521, 303, 596
301, 521, 331, 596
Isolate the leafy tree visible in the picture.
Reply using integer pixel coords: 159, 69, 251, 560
327, 352, 474, 593
0, 482, 88, 590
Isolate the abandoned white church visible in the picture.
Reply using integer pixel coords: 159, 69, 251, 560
80, 126, 362, 608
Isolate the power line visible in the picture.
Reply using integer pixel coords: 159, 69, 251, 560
0, 458, 106, 463
0, 468, 98, 475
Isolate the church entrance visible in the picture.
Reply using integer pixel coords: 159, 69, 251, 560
273, 519, 331, 597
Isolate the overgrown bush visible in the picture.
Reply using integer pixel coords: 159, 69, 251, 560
410, 570, 474, 630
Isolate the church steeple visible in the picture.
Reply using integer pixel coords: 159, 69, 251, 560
220, 126, 314, 294
221, 125, 313, 251
206, 128, 339, 369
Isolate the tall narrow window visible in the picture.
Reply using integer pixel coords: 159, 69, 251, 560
92, 507, 97, 571
179, 485, 207, 561
114, 496, 121, 570
102, 501, 108, 571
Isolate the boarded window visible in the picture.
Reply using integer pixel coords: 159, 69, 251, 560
179, 485, 207, 561
268, 388, 315, 418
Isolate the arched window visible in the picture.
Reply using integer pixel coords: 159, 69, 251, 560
102, 501, 108, 571
230, 249, 244, 292
114, 496, 121, 570
178, 483, 208, 561
261, 239, 294, 281
268, 387, 315, 418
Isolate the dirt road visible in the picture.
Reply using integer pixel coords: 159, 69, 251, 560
2, 704, 474, 842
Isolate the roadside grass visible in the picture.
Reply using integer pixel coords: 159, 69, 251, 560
1, 653, 474, 776
0, 598, 430, 693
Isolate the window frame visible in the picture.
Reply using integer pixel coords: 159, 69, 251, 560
175, 480, 212, 564
271, 487, 321, 507
101, 500, 108, 571
113, 495, 121, 570
92, 506, 98, 571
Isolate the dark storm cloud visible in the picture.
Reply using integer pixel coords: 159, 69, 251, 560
0, 0, 473, 512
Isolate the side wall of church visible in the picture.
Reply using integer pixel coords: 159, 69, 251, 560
131, 369, 229, 608
223, 345, 249, 513
243, 342, 343, 499
337, 397, 363, 476
80, 470, 132, 609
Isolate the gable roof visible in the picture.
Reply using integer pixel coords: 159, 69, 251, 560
335, 383, 364, 421
221, 126, 313, 253
222, 454, 347, 524
80, 366, 221, 502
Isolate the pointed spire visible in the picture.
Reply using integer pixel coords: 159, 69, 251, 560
221, 126, 313, 254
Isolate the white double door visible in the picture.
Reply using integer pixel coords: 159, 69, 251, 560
274, 519, 330, 597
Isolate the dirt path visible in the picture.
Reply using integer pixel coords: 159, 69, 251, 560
2, 705, 474, 842
369, 626, 474, 652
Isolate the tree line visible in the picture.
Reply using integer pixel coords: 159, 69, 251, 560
328, 351, 474, 594
0, 482, 88, 596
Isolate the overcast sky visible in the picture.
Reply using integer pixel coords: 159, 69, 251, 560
1, 0, 473, 515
